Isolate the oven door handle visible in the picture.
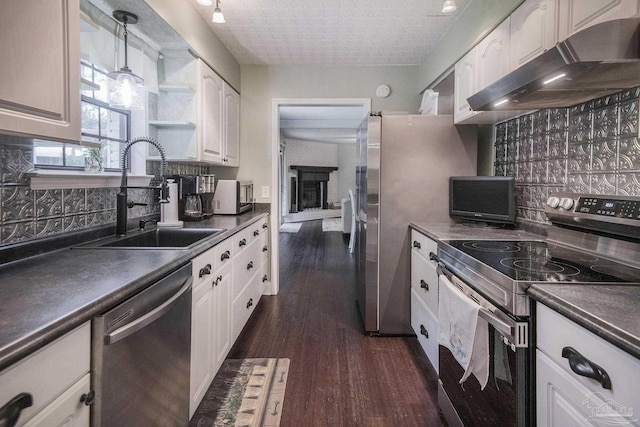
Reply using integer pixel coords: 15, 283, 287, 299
438, 264, 514, 338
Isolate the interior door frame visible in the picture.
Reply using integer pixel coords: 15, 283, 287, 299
269, 98, 371, 295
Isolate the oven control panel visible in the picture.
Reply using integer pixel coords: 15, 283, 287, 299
575, 197, 640, 220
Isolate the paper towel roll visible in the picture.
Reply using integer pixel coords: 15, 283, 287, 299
158, 179, 183, 228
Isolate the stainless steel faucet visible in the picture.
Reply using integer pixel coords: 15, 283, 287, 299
116, 137, 169, 236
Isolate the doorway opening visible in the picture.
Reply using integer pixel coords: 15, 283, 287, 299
269, 98, 371, 294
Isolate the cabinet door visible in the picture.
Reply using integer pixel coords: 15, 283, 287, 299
212, 262, 232, 374
476, 18, 511, 90
510, 0, 558, 70
558, 0, 640, 39
0, 0, 80, 142
22, 374, 90, 427
454, 49, 477, 124
198, 60, 224, 164
189, 277, 214, 418
536, 350, 595, 427
223, 84, 240, 167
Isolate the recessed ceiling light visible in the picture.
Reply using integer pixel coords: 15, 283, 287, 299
197, 0, 213, 6
442, 0, 457, 13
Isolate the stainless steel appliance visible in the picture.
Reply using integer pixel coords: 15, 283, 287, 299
435, 192, 640, 427
355, 113, 478, 334
213, 180, 254, 214
91, 263, 192, 427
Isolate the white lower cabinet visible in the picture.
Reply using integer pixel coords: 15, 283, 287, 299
409, 229, 440, 372
0, 323, 90, 427
189, 215, 270, 418
536, 303, 640, 427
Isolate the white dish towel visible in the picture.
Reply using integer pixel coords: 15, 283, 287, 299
438, 274, 490, 389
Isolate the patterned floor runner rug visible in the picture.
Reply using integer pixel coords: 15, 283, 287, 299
190, 358, 290, 427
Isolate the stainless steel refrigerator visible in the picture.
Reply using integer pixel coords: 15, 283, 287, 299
355, 113, 477, 335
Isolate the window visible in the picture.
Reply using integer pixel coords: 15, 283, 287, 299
33, 62, 131, 171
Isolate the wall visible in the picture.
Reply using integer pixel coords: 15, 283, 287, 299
493, 87, 640, 226
417, 0, 523, 91
238, 64, 421, 203
337, 143, 357, 202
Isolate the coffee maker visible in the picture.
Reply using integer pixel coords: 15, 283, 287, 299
171, 175, 215, 221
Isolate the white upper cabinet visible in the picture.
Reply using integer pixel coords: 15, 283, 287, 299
223, 85, 240, 167
0, 0, 80, 143
476, 18, 511, 89
509, 0, 558, 70
198, 60, 224, 164
454, 49, 477, 124
558, 0, 640, 39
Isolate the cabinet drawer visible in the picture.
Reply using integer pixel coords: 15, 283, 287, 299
248, 218, 268, 243
410, 230, 438, 261
23, 373, 90, 427
232, 227, 251, 255
537, 304, 640, 413
258, 259, 269, 293
232, 272, 262, 340
192, 247, 215, 286
411, 251, 439, 315
213, 237, 233, 271
258, 233, 269, 265
411, 288, 439, 372
232, 242, 260, 297
0, 323, 90, 426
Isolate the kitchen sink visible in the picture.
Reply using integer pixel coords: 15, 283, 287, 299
74, 227, 226, 249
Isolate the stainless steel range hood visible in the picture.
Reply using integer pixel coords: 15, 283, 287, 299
468, 18, 640, 111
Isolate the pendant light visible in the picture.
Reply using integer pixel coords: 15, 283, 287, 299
108, 10, 144, 110
212, 0, 226, 23
442, 0, 457, 13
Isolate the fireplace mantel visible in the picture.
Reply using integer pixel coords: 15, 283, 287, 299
290, 166, 338, 212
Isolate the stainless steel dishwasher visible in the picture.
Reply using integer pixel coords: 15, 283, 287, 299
91, 263, 192, 427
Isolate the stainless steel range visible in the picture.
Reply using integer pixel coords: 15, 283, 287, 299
435, 192, 640, 427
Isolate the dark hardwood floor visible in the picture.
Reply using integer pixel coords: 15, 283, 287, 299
227, 219, 444, 426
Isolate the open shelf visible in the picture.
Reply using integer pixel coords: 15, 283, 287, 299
148, 120, 196, 128
158, 84, 194, 93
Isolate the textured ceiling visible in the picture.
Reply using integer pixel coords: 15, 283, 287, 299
190, 0, 472, 66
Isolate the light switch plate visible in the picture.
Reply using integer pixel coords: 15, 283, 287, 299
261, 185, 270, 198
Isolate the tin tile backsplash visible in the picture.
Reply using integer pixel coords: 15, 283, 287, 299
0, 135, 212, 246
495, 87, 640, 225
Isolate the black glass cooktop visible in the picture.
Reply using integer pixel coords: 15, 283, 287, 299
443, 240, 640, 283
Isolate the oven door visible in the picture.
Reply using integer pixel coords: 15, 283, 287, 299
437, 268, 532, 427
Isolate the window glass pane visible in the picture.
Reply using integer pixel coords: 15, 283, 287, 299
80, 63, 93, 81
103, 140, 123, 170
81, 102, 100, 136
102, 109, 127, 140
94, 70, 109, 103
33, 140, 64, 166
65, 145, 85, 168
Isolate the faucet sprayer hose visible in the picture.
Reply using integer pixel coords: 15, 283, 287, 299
120, 137, 169, 202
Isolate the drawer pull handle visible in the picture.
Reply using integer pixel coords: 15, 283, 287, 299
221, 251, 231, 261
199, 264, 212, 278
412, 241, 421, 249
80, 390, 95, 406
420, 280, 429, 291
239, 239, 247, 247
247, 298, 253, 309
262, 274, 268, 282
263, 245, 268, 252
262, 223, 268, 229
254, 230, 260, 236
562, 346, 612, 390
0, 392, 33, 427
429, 252, 439, 262
419, 325, 429, 339
247, 261, 254, 270
214, 275, 223, 286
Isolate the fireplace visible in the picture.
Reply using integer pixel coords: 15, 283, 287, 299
290, 166, 338, 212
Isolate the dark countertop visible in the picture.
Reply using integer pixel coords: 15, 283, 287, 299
0, 210, 268, 371
412, 221, 640, 360
410, 221, 542, 241
528, 285, 640, 360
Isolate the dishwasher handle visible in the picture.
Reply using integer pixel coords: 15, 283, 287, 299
105, 277, 193, 345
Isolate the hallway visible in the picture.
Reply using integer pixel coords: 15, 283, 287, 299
227, 219, 444, 426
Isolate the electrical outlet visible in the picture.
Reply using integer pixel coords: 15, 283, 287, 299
261, 185, 270, 198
